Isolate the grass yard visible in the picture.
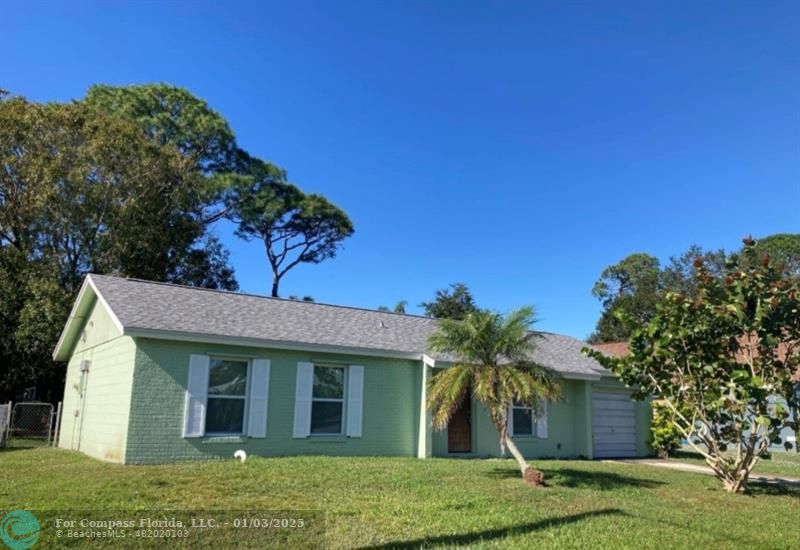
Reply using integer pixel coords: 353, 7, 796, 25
671, 449, 800, 479
1, 449, 798, 549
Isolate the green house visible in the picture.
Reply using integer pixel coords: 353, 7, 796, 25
53, 275, 652, 464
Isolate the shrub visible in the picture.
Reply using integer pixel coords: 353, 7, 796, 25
651, 401, 683, 458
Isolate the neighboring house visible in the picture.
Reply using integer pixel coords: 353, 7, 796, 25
53, 275, 652, 464
594, 341, 800, 453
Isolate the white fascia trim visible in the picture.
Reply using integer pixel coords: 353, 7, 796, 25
52, 277, 93, 360
51, 274, 126, 361
421, 358, 602, 381
126, 327, 425, 361
565, 373, 604, 381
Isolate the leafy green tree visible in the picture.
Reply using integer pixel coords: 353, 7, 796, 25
650, 401, 686, 458
427, 307, 561, 484
1, 96, 237, 290
587, 241, 800, 493
748, 233, 800, 276
0, 250, 39, 398
590, 247, 731, 343
12, 269, 74, 400
589, 254, 661, 342
0, 93, 238, 400
377, 301, 408, 313
420, 283, 478, 320
288, 295, 315, 302
85, 83, 242, 223
171, 234, 238, 291
226, 158, 354, 297
85, 84, 239, 172
661, 245, 729, 297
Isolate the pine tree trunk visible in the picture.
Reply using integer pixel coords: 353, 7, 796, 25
271, 274, 280, 297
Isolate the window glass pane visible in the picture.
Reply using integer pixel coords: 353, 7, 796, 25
513, 407, 533, 436
206, 398, 245, 433
310, 401, 343, 434
208, 359, 248, 396
313, 366, 344, 399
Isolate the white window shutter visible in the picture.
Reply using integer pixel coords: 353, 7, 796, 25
346, 365, 364, 437
293, 362, 314, 438
536, 402, 548, 439
183, 354, 210, 438
247, 359, 271, 438
506, 403, 514, 437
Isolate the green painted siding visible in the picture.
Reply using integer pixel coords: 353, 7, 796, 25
58, 298, 135, 463
71, 295, 121, 353
125, 338, 422, 464
430, 378, 653, 459
431, 379, 593, 458
58, 304, 652, 464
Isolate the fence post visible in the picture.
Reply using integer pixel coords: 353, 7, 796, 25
0, 402, 8, 448
5, 400, 11, 448
52, 402, 62, 448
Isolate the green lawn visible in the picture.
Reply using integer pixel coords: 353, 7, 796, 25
671, 449, 800, 479
1, 449, 797, 549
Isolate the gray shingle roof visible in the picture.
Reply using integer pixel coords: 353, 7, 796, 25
88, 274, 609, 379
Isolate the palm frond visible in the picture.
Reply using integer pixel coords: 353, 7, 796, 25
427, 364, 472, 430
499, 361, 561, 416
425, 306, 562, 433
472, 365, 498, 405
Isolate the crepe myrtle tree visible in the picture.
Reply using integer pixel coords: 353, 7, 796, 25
426, 307, 561, 486
226, 158, 354, 297
586, 238, 800, 493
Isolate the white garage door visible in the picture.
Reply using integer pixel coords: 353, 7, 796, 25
592, 389, 637, 458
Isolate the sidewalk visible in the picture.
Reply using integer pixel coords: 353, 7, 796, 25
608, 458, 800, 486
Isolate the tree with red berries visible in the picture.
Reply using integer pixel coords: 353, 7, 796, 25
588, 237, 800, 493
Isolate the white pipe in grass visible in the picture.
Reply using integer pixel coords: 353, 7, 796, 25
234, 450, 247, 463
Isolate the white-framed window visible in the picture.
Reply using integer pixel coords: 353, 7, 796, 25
310, 365, 346, 435
511, 401, 535, 437
205, 358, 249, 435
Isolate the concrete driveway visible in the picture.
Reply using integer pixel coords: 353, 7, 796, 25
608, 458, 800, 486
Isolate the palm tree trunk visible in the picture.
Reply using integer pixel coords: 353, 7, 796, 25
495, 411, 531, 476
503, 435, 529, 474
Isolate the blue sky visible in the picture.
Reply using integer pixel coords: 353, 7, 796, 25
4, 1, 799, 338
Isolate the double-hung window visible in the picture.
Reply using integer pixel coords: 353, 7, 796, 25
310, 365, 345, 435
205, 358, 249, 435
511, 401, 534, 437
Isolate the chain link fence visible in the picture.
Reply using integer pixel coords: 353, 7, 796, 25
7, 402, 56, 448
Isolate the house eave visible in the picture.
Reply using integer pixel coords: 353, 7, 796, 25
52, 274, 125, 362
52, 278, 93, 361
125, 327, 426, 361
423, 357, 604, 381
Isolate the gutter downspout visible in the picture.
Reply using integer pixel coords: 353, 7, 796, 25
584, 381, 594, 459
76, 360, 90, 451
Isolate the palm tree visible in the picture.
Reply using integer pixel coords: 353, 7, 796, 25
426, 306, 560, 482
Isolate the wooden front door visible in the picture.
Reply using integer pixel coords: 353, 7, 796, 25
447, 396, 471, 453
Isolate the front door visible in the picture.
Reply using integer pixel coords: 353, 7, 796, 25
448, 396, 471, 453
